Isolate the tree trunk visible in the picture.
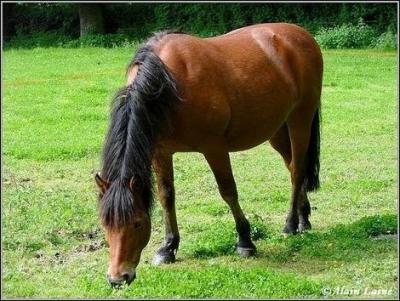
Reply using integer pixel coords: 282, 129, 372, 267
78, 4, 105, 37
3, 3, 16, 40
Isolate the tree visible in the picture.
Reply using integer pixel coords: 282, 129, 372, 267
78, 3, 105, 37
3, 3, 16, 40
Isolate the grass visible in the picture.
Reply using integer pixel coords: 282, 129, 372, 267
2, 46, 398, 298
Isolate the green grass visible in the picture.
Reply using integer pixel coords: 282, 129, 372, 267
2, 47, 398, 298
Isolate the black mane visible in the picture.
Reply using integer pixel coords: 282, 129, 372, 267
99, 31, 181, 228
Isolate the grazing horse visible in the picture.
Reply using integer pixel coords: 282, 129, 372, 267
95, 23, 323, 286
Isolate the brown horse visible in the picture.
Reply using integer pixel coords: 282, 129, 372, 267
95, 23, 323, 287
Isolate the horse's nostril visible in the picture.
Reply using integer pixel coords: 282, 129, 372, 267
122, 272, 129, 281
121, 271, 136, 285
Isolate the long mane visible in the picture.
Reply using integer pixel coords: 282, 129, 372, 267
99, 31, 181, 228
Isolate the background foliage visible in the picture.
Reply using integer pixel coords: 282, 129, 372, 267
4, 3, 397, 49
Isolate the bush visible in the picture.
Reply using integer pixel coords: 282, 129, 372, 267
5, 31, 73, 49
5, 32, 140, 49
4, 14, 396, 50
5, 3, 397, 49
315, 22, 377, 49
373, 30, 397, 50
65, 33, 139, 48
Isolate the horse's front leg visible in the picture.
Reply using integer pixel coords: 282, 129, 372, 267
152, 152, 180, 265
204, 149, 256, 257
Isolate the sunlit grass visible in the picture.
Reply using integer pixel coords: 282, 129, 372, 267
2, 48, 398, 298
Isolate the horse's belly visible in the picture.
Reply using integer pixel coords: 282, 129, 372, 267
225, 81, 294, 151
226, 127, 278, 151
225, 105, 290, 151
159, 97, 291, 153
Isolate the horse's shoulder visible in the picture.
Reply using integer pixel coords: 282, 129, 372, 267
155, 34, 210, 81
155, 33, 203, 56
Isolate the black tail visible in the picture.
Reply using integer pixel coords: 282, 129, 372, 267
305, 106, 321, 192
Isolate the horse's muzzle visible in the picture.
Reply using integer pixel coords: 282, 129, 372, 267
107, 271, 136, 287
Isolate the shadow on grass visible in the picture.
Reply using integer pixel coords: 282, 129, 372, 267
262, 214, 397, 264
186, 214, 397, 263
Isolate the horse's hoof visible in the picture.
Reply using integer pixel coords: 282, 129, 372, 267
298, 221, 312, 233
283, 224, 298, 235
237, 246, 256, 257
152, 252, 175, 266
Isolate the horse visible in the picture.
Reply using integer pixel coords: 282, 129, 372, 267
95, 23, 323, 287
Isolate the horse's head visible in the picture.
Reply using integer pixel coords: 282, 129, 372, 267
95, 173, 151, 287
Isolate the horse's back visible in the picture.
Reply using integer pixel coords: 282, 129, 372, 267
207, 23, 323, 98
154, 24, 323, 152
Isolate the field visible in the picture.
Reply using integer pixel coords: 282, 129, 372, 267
2, 47, 398, 298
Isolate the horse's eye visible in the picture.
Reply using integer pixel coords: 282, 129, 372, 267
133, 222, 142, 229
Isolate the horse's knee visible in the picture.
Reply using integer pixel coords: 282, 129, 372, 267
218, 181, 238, 204
290, 166, 307, 187
158, 182, 175, 210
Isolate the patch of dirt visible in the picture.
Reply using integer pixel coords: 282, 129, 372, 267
34, 239, 107, 267
34, 251, 44, 259
75, 240, 106, 253
33, 228, 106, 266
71, 228, 101, 240
371, 233, 398, 241
34, 251, 66, 265
86, 229, 99, 240
2, 171, 34, 188
53, 252, 65, 263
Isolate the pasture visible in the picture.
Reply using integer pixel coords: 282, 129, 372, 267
2, 47, 398, 298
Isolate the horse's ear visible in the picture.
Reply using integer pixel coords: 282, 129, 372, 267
129, 177, 139, 192
95, 173, 109, 193
129, 177, 143, 193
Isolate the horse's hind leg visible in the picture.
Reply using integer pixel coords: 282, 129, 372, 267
270, 123, 312, 233
204, 150, 256, 257
152, 152, 180, 265
269, 123, 292, 170
273, 105, 315, 234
